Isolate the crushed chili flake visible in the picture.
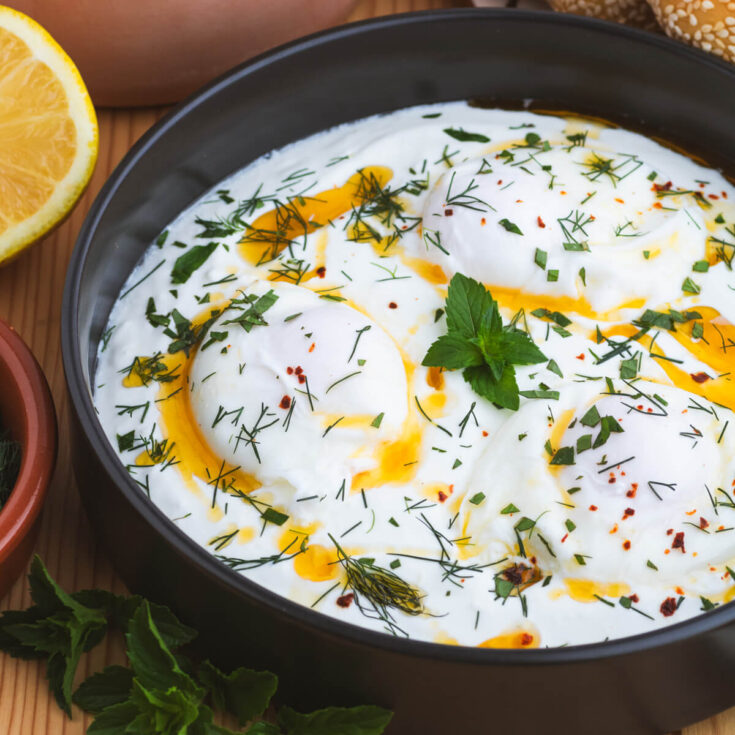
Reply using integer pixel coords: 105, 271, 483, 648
660, 597, 677, 617
609, 524, 618, 534
297, 374, 306, 384
337, 593, 355, 608
622, 540, 631, 550
626, 483, 638, 498
561, 533, 568, 543
444, 208, 454, 217
672, 531, 686, 552
630, 594, 639, 603
482, 430, 489, 437
316, 266, 327, 278
576, 353, 585, 361
520, 633, 534, 646
438, 491, 448, 502
589, 505, 598, 511
608, 476, 617, 484
286, 366, 294, 375
653, 181, 673, 192
623, 508, 635, 519
537, 216, 546, 228
388, 302, 398, 309
708, 193, 719, 200
481, 217, 486, 225
294, 366, 303, 375
279, 395, 291, 409
690, 372, 710, 383
666, 528, 673, 535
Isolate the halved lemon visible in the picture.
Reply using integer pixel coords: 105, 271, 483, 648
0, 5, 98, 264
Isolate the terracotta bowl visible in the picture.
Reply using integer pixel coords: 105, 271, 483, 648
0, 320, 57, 601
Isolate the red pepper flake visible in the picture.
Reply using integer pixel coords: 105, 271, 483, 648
675, 586, 684, 595
337, 593, 355, 608
589, 505, 598, 511
723, 191, 728, 198
497, 179, 503, 184
653, 202, 663, 209
294, 366, 303, 375
690, 372, 710, 384
608, 476, 616, 484
444, 208, 454, 217
666, 528, 673, 536
481, 217, 486, 225
520, 633, 534, 647
660, 597, 677, 617
576, 353, 585, 361
297, 374, 306, 384
622, 540, 631, 550
630, 594, 639, 603
623, 507, 635, 519
316, 266, 327, 278
438, 491, 448, 503
609, 524, 618, 534
672, 532, 686, 552
561, 533, 568, 543
614, 197, 624, 204
708, 194, 720, 200
647, 407, 653, 413
388, 302, 398, 309
653, 181, 672, 192
537, 216, 546, 228
482, 430, 488, 437
308, 342, 315, 353
286, 366, 294, 375
279, 395, 291, 409
626, 483, 638, 498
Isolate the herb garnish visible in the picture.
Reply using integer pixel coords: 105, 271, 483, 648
422, 273, 546, 410
171, 243, 218, 284
0, 557, 393, 734
0, 426, 21, 510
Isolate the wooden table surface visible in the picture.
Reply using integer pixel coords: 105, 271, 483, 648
0, 0, 732, 732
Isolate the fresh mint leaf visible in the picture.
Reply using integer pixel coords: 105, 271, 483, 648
464, 363, 520, 411
171, 243, 218, 284
198, 660, 278, 725
6, 556, 108, 715
279, 704, 393, 735
86, 700, 140, 734
0, 607, 46, 659
128, 679, 201, 734
73, 665, 134, 713
423, 273, 545, 410
423, 333, 484, 370
444, 273, 494, 339
125, 601, 196, 693
443, 127, 490, 143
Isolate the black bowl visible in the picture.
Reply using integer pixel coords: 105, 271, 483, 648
62, 9, 735, 734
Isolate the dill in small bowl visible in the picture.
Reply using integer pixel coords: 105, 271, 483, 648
0, 421, 21, 511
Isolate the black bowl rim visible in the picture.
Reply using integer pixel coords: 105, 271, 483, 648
62, 7, 735, 666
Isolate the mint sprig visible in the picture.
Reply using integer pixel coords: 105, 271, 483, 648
0, 557, 392, 735
422, 273, 546, 410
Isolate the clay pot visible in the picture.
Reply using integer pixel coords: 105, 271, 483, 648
0, 320, 57, 600
10, 0, 359, 106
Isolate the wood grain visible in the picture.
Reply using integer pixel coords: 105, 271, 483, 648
0, 1, 731, 733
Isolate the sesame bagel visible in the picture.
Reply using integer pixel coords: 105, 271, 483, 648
548, 0, 661, 30
647, 0, 735, 61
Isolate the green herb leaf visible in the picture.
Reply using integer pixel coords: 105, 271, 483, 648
550, 447, 575, 465
73, 665, 135, 714
171, 243, 218, 284
198, 660, 278, 725
279, 705, 393, 735
498, 218, 523, 235
443, 128, 490, 143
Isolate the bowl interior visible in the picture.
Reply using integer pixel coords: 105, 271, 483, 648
64, 8, 735, 660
